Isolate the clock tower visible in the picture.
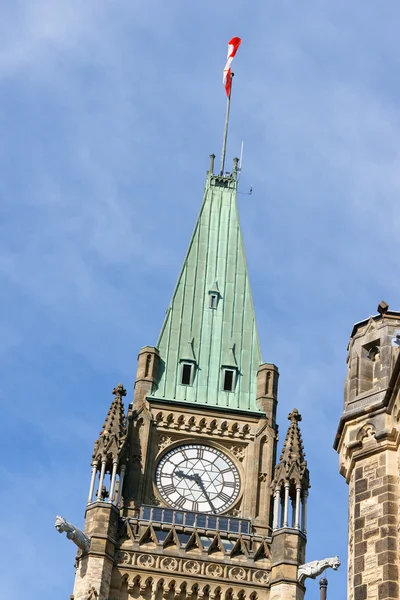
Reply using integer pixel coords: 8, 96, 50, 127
68, 154, 310, 600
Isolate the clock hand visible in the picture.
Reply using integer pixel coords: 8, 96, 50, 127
175, 471, 217, 513
193, 474, 217, 513
175, 470, 198, 481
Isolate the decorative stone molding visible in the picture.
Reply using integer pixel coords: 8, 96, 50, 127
158, 435, 172, 450
116, 551, 131, 565
160, 557, 179, 571
206, 564, 224, 577
230, 446, 246, 461
252, 570, 270, 585
116, 552, 271, 588
138, 554, 156, 568
152, 410, 254, 439
183, 560, 201, 574
229, 567, 246, 581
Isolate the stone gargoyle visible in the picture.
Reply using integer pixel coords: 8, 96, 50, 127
55, 515, 91, 553
297, 556, 340, 584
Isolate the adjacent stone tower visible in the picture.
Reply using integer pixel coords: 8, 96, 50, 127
65, 156, 311, 600
334, 303, 400, 600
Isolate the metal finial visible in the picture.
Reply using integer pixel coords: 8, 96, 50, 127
319, 576, 328, 600
209, 154, 215, 175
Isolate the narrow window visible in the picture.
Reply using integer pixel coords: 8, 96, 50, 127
210, 294, 217, 309
144, 354, 152, 377
223, 369, 235, 391
181, 363, 193, 385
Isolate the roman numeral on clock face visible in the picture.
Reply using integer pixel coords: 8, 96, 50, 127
175, 496, 186, 508
218, 492, 232, 504
162, 483, 176, 495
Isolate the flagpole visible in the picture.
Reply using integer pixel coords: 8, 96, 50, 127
220, 73, 233, 175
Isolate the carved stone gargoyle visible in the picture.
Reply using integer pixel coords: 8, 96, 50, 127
86, 586, 98, 599
55, 515, 91, 553
298, 556, 340, 584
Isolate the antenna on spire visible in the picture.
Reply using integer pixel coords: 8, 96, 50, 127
237, 141, 244, 180
220, 77, 233, 175
220, 37, 242, 175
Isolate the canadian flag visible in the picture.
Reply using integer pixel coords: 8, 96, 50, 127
223, 37, 242, 97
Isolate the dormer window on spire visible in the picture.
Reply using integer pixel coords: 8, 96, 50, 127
222, 368, 236, 391
180, 362, 194, 386
221, 342, 238, 392
208, 281, 221, 309
179, 339, 197, 386
209, 294, 218, 309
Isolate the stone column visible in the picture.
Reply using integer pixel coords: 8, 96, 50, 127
88, 463, 98, 504
109, 460, 118, 503
96, 459, 107, 501
291, 498, 296, 527
295, 486, 301, 529
117, 464, 126, 507
301, 490, 308, 534
283, 482, 290, 527
273, 488, 280, 530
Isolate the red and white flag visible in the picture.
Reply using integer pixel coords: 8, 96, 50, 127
223, 37, 241, 97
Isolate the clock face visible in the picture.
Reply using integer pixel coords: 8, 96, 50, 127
155, 444, 240, 514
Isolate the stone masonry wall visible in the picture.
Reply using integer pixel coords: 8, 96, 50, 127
350, 450, 399, 600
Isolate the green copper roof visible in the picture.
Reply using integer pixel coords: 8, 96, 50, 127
152, 162, 263, 412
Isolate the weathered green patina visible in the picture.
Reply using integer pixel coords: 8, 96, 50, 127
152, 163, 262, 411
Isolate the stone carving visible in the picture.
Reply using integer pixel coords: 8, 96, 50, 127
230, 446, 246, 461
229, 567, 246, 580
206, 564, 224, 577
161, 557, 178, 570
149, 493, 161, 506
116, 551, 131, 565
253, 570, 270, 585
183, 560, 200, 574
86, 586, 98, 599
138, 554, 155, 567
297, 556, 340, 584
158, 435, 172, 451
227, 508, 241, 517
55, 516, 90, 553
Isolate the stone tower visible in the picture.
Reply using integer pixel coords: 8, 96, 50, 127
67, 156, 310, 600
334, 303, 400, 600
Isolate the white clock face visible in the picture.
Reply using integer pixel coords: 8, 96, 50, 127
155, 444, 240, 514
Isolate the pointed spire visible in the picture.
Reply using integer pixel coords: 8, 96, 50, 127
92, 384, 127, 467
272, 408, 309, 489
153, 162, 262, 411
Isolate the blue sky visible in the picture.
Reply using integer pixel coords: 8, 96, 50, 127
1, 1, 400, 598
